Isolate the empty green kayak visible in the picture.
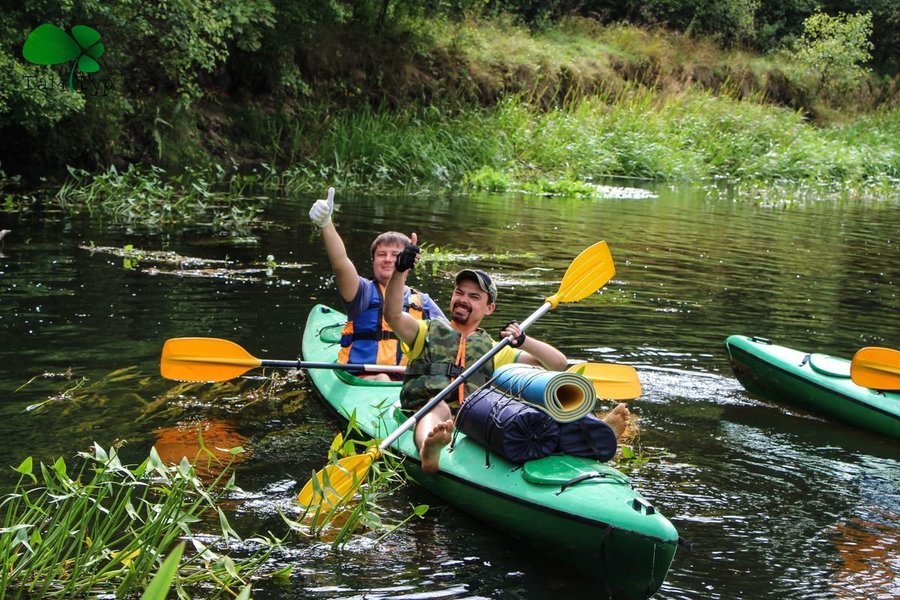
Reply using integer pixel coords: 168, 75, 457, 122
725, 335, 900, 440
303, 305, 679, 600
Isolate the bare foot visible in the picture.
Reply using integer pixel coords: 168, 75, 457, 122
602, 403, 631, 439
420, 418, 453, 474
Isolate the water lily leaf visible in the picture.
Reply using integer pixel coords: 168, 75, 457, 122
22, 23, 80, 65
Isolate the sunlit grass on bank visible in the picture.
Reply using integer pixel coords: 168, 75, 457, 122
279, 89, 900, 199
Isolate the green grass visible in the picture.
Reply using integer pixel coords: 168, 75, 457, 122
277, 89, 900, 197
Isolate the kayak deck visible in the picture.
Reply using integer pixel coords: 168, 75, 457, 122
725, 335, 900, 440
303, 304, 679, 599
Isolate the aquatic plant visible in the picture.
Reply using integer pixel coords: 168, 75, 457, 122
55, 163, 273, 234
0, 443, 275, 599
282, 413, 428, 550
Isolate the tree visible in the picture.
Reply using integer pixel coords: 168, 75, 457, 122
794, 11, 873, 100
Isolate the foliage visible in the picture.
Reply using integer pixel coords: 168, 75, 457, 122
0, 0, 278, 165
281, 414, 428, 549
613, 0, 762, 47
0, 443, 276, 598
1, 1, 898, 175
275, 90, 900, 194
463, 165, 513, 192
55, 163, 273, 234
793, 11, 874, 102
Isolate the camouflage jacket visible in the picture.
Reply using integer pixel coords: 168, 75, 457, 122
399, 318, 495, 409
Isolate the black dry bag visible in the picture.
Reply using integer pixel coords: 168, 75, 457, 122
456, 388, 559, 463
556, 413, 617, 461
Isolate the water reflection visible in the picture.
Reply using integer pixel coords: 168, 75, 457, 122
153, 419, 251, 480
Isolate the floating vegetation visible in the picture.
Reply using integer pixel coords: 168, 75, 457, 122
17, 363, 307, 429
79, 244, 309, 281
18, 366, 152, 415
0, 167, 41, 216
595, 185, 658, 200
465, 168, 658, 199
418, 243, 538, 277
0, 443, 277, 598
56, 163, 274, 234
705, 176, 900, 207
521, 177, 601, 197
140, 370, 308, 424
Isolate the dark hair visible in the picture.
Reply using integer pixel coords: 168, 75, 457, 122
370, 231, 411, 257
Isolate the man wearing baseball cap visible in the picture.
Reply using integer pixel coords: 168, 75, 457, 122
384, 238, 567, 474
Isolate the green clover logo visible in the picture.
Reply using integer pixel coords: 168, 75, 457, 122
22, 23, 105, 90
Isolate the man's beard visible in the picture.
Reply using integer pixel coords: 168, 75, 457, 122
451, 303, 471, 325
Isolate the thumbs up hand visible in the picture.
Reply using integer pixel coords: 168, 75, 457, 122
395, 232, 421, 273
309, 187, 335, 227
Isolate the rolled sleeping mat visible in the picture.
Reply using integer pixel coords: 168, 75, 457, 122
490, 363, 596, 423
456, 388, 559, 463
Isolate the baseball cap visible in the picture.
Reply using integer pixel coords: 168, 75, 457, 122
455, 269, 497, 303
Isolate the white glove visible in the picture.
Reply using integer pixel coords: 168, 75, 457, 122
309, 187, 335, 227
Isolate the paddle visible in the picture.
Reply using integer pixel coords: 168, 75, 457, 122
160, 336, 641, 398
850, 347, 900, 390
160, 337, 405, 382
567, 362, 642, 400
297, 240, 616, 510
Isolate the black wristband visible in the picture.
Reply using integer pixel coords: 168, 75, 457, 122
395, 243, 420, 272
504, 320, 527, 347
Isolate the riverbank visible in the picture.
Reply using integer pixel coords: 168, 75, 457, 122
2, 16, 899, 223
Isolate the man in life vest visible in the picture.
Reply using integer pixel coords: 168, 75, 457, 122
309, 188, 445, 380
384, 238, 579, 474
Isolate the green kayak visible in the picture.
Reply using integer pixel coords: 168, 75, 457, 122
725, 335, 900, 440
303, 305, 679, 600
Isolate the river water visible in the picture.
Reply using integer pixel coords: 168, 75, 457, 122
1, 184, 898, 598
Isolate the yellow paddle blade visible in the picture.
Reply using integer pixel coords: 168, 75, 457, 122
297, 448, 380, 509
546, 241, 615, 308
567, 363, 642, 400
851, 347, 900, 390
160, 337, 262, 382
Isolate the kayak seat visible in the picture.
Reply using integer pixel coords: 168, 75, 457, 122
807, 353, 851, 378
319, 323, 344, 344
522, 455, 630, 490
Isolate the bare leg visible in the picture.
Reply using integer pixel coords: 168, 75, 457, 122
415, 401, 453, 474
602, 403, 631, 440
359, 373, 392, 382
